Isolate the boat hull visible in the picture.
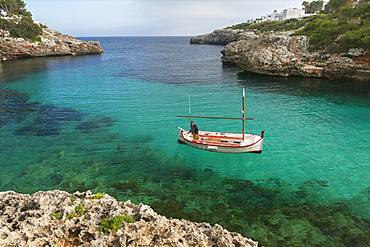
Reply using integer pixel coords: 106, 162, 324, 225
178, 127, 264, 154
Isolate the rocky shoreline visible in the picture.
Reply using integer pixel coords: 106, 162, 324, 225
0, 28, 103, 62
191, 29, 370, 81
0, 191, 258, 247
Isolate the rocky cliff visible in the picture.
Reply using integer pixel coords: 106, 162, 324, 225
0, 191, 258, 247
191, 29, 370, 81
0, 28, 103, 61
190, 29, 257, 45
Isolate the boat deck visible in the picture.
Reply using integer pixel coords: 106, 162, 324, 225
185, 130, 259, 147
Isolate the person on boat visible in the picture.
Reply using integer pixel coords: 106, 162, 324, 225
190, 121, 199, 140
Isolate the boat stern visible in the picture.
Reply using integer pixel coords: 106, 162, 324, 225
249, 131, 265, 154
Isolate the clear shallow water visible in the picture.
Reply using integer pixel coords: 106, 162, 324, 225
0, 37, 370, 246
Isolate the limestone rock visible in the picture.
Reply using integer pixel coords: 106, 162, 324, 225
190, 29, 257, 45
0, 191, 258, 247
0, 28, 103, 61
191, 29, 370, 81
222, 33, 304, 77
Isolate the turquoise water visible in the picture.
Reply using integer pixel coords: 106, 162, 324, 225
0, 37, 369, 246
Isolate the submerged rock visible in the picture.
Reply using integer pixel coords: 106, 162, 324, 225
14, 105, 82, 136
0, 89, 37, 128
76, 117, 115, 133
0, 191, 258, 247
191, 29, 370, 81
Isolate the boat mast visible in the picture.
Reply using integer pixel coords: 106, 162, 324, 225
188, 95, 192, 125
242, 87, 246, 140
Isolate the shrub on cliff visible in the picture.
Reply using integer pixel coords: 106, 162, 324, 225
298, 0, 370, 51
0, 0, 42, 40
324, 0, 355, 13
232, 16, 319, 33
302, 1, 324, 14
0, 0, 29, 16
0, 16, 42, 40
99, 215, 135, 234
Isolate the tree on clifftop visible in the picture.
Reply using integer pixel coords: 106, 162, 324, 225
302, 1, 310, 11
0, 0, 41, 40
324, 0, 355, 13
302, 1, 324, 14
0, 0, 28, 16
299, 0, 370, 51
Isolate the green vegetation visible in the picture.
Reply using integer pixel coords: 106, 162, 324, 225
324, 0, 354, 13
92, 193, 105, 199
69, 195, 77, 203
231, 16, 318, 33
231, 0, 370, 52
0, 16, 42, 40
298, 0, 370, 51
50, 211, 63, 220
75, 204, 85, 215
99, 215, 135, 234
31, 36, 41, 43
303, 1, 324, 14
67, 204, 85, 219
0, 0, 28, 16
0, 0, 42, 40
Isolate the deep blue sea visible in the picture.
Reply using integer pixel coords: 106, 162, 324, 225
0, 37, 369, 246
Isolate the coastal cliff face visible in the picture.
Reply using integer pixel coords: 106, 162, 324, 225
191, 29, 370, 81
0, 28, 103, 61
0, 191, 258, 247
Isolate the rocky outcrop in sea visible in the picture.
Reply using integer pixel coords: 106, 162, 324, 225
0, 28, 103, 61
0, 191, 258, 247
191, 29, 370, 81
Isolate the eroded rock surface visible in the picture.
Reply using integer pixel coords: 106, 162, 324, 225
0, 191, 258, 247
191, 29, 370, 81
0, 28, 103, 61
190, 29, 257, 45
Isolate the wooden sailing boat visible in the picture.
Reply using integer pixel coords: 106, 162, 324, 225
177, 87, 265, 153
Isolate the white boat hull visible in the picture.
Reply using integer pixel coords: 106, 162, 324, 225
178, 127, 264, 154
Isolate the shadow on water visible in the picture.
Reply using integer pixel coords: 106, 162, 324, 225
0, 55, 102, 83
237, 71, 370, 103
0, 58, 49, 83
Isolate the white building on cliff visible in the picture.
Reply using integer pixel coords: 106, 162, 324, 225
246, 4, 319, 24
282, 8, 306, 20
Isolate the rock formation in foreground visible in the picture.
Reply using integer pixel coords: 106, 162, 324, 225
0, 191, 258, 247
191, 29, 370, 81
0, 28, 103, 61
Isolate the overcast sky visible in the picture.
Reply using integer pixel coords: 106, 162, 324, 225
25, 0, 304, 36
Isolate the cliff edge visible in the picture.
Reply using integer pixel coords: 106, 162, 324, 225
190, 0, 370, 81
191, 28, 369, 81
0, 28, 103, 61
0, 191, 258, 247
0, 0, 103, 61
